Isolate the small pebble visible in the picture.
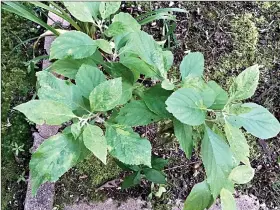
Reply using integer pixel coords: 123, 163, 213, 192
151, 22, 156, 26
169, 2, 174, 7
257, 165, 263, 170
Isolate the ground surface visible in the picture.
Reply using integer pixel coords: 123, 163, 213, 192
1, 2, 280, 210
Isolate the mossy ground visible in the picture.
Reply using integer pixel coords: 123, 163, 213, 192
1, 11, 42, 210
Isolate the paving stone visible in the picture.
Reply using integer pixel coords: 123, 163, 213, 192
36, 124, 60, 139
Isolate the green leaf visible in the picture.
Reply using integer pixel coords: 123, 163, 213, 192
75, 64, 106, 98
105, 124, 151, 167
183, 181, 214, 210
64, 2, 100, 22
99, 2, 120, 19
224, 122, 250, 164
173, 119, 193, 158
14, 100, 76, 125
229, 64, 259, 101
142, 84, 172, 118
220, 188, 237, 210
116, 100, 162, 126
83, 124, 107, 164
165, 88, 207, 126
226, 103, 280, 139
29, 133, 87, 195
96, 39, 113, 54
105, 12, 140, 37
182, 75, 215, 107
37, 71, 86, 111
208, 81, 229, 110
163, 50, 173, 71
201, 126, 233, 198
50, 57, 97, 79
180, 52, 204, 79
50, 31, 97, 60
229, 165, 255, 184
143, 168, 166, 184
89, 78, 122, 111
119, 31, 166, 79
161, 79, 175, 90
151, 156, 168, 170
71, 122, 83, 140
121, 171, 141, 189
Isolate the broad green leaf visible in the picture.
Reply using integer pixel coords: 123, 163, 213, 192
208, 80, 229, 110
89, 78, 122, 111
182, 75, 215, 107
180, 52, 204, 79
224, 122, 249, 164
105, 124, 151, 167
119, 31, 166, 79
14, 100, 76, 125
50, 31, 97, 60
105, 12, 140, 37
30, 133, 87, 195
50, 57, 97, 79
83, 124, 107, 164
71, 122, 83, 140
220, 188, 237, 210
37, 71, 86, 111
163, 50, 173, 70
64, 2, 100, 22
161, 79, 175, 90
143, 168, 166, 184
229, 64, 259, 101
116, 100, 162, 126
201, 126, 233, 198
99, 2, 120, 19
165, 88, 207, 126
229, 165, 255, 184
103, 63, 135, 105
121, 171, 141, 189
173, 119, 193, 158
75, 64, 106, 98
142, 84, 172, 118
183, 181, 214, 210
96, 39, 113, 54
151, 156, 168, 170
226, 103, 280, 139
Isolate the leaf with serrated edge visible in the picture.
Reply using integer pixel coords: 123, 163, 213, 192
116, 100, 162, 126
64, 2, 100, 22
226, 103, 280, 139
50, 31, 97, 60
37, 71, 87, 111
180, 52, 204, 79
183, 181, 214, 210
105, 124, 151, 167
201, 126, 233, 198
99, 2, 120, 19
14, 100, 76, 125
50, 57, 97, 79
30, 133, 87, 195
229, 165, 255, 184
229, 64, 259, 101
75, 64, 106, 98
221, 188, 237, 210
165, 88, 206, 126
83, 124, 107, 164
224, 122, 249, 164
89, 78, 122, 111
208, 80, 228, 110
173, 119, 193, 158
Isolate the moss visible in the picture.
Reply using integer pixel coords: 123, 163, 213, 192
77, 156, 122, 187
1, 10, 41, 210
219, 14, 259, 71
54, 156, 122, 208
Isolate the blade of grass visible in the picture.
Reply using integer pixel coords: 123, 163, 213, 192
138, 13, 176, 25
3, 2, 59, 36
30, 2, 81, 31
10, 36, 40, 54
136, 8, 187, 21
